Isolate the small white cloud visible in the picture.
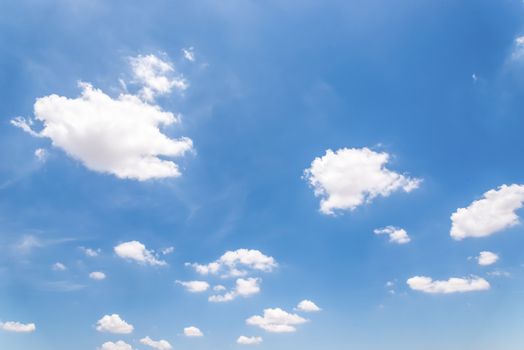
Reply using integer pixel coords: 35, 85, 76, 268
81, 247, 100, 257
304, 148, 421, 214
450, 184, 524, 240
237, 336, 263, 345
213, 284, 226, 292
296, 300, 321, 312
512, 36, 524, 59
208, 278, 260, 303
188, 249, 277, 277
407, 276, 490, 294
246, 308, 308, 333
140, 336, 172, 350
52, 262, 67, 271
96, 314, 134, 334
99, 340, 133, 350
90, 271, 106, 280
34, 148, 47, 161
374, 226, 411, 244
176, 280, 209, 293
114, 241, 166, 266
184, 326, 203, 337
487, 270, 511, 278
182, 47, 195, 62
162, 246, 174, 255
477, 251, 499, 266
0, 321, 36, 333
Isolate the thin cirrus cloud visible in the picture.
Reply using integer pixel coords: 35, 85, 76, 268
183, 326, 203, 337
373, 226, 411, 244
99, 340, 133, 350
0, 321, 36, 333
246, 308, 308, 333
296, 300, 321, 313
186, 249, 277, 277
477, 251, 499, 266
95, 314, 134, 334
208, 277, 261, 303
237, 336, 263, 345
450, 184, 524, 240
304, 147, 421, 215
114, 241, 166, 266
176, 280, 210, 293
407, 276, 490, 294
11, 54, 193, 181
140, 336, 173, 350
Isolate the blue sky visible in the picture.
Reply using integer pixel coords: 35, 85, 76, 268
2, 0, 524, 349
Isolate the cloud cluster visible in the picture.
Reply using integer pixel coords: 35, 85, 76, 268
304, 148, 421, 214
450, 184, 524, 240
0, 321, 36, 333
114, 241, 166, 266
140, 336, 172, 350
246, 308, 308, 333
237, 336, 263, 345
187, 249, 277, 277
96, 314, 134, 334
407, 276, 490, 294
208, 278, 261, 302
373, 226, 411, 244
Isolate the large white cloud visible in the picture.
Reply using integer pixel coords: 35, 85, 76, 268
114, 241, 166, 266
176, 280, 210, 293
183, 326, 203, 337
208, 277, 261, 302
450, 184, 524, 240
0, 321, 36, 333
140, 336, 172, 350
407, 276, 490, 294
304, 148, 421, 214
237, 336, 263, 345
99, 340, 133, 350
187, 249, 277, 277
477, 251, 499, 266
96, 314, 134, 334
296, 300, 321, 313
373, 226, 411, 244
11, 59, 193, 181
246, 308, 308, 333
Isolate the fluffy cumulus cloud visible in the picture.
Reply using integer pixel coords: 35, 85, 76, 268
450, 184, 524, 240
209, 278, 261, 302
130, 54, 187, 101
52, 262, 67, 271
114, 241, 166, 266
296, 300, 321, 312
237, 336, 263, 345
246, 308, 308, 333
304, 148, 421, 215
90, 271, 107, 280
96, 314, 134, 334
184, 326, 203, 337
12, 54, 193, 182
477, 251, 499, 266
176, 280, 210, 293
187, 249, 277, 277
407, 276, 490, 294
99, 340, 133, 350
0, 321, 36, 333
373, 226, 411, 244
140, 336, 172, 350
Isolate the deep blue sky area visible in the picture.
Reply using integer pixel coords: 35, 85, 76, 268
1, 1, 524, 349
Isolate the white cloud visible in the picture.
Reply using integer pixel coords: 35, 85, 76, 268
246, 308, 308, 333
90, 271, 106, 280
11, 79, 193, 181
99, 340, 133, 350
183, 326, 203, 337
114, 241, 166, 266
450, 184, 524, 240
182, 47, 195, 62
187, 249, 277, 277
407, 276, 490, 294
296, 300, 321, 312
0, 321, 36, 333
512, 36, 524, 60
130, 54, 188, 101
161, 246, 174, 255
213, 284, 226, 292
176, 280, 210, 293
96, 314, 134, 334
140, 336, 172, 350
52, 262, 67, 271
304, 148, 421, 214
208, 278, 261, 303
374, 226, 411, 244
81, 247, 100, 257
237, 336, 263, 345
34, 148, 47, 161
477, 251, 499, 266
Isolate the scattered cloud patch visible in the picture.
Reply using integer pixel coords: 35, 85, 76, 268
161, 246, 174, 255
296, 300, 321, 312
237, 336, 263, 345
184, 326, 203, 337
0, 321, 36, 333
90, 271, 106, 280
374, 226, 411, 244
96, 314, 134, 334
450, 184, 524, 240
182, 47, 195, 62
81, 247, 100, 257
140, 336, 172, 350
99, 340, 133, 350
407, 276, 490, 294
176, 280, 209, 293
304, 148, 421, 214
34, 148, 47, 161
187, 249, 277, 277
52, 262, 67, 271
246, 308, 308, 333
114, 241, 166, 266
209, 278, 261, 303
